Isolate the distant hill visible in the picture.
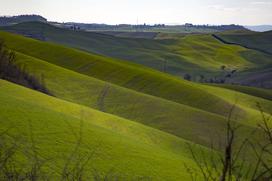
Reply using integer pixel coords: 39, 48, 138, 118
0, 14, 247, 33
216, 30, 272, 55
214, 30, 272, 88
54, 22, 247, 33
1, 30, 270, 146
1, 22, 272, 89
0, 15, 47, 26
245, 25, 272, 32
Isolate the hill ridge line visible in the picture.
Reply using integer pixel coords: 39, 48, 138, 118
212, 34, 272, 56
14, 50, 229, 120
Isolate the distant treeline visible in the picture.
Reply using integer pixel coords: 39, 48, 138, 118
0, 14, 246, 32
58, 22, 246, 32
0, 15, 47, 26
0, 40, 50, 95
55, 22, 166, 30
184, 23, 246, 31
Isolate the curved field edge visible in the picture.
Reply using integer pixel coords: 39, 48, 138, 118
13, 51, 231, 147
215, 31, 272, 55
210, 84, 272, 101
200, 83, 272, 125
13, 50, 268, 146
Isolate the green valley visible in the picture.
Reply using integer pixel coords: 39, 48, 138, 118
0, 16, 271, 181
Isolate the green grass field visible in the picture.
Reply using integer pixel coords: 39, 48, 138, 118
217, 30, 272, 54
0, 28, 272, 180
0, 79, 207, 180
13, 51, 231, 147
209, 30, 272, 88
213, 84, 272, 101
1, 30, 271, 131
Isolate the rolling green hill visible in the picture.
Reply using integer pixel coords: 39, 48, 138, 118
228, 65, 272, 89
1, 31, 272, 119
0, 26, 272, 180
0, 79, 206, 180
1, 31, 271, 144
216, 30, 272, 55
213, 84, 272, 101
214, 30, 272, 88
14, 50, 230, 146
0, 30, 235, 117
208, 31, 272, 88
2, 22, 272, 80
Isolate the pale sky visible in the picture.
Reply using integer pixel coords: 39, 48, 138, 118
0, 0, 271, 25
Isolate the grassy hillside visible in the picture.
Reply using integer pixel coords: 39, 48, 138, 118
216, 30, 272, 55
0, 79, 208, 180
0, 30, 235, 117
228, 64, 272, 88
2, 30, 272, 117
14, 51, 230, 146
96, 31, 159, 39
0, 31, 271, 146
0, 26, 271, 180
2, 22, 271, 79
207, 31, 272, 88
213, 84, 272, 101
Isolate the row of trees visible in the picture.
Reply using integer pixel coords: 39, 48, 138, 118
183, 65, 237, 84
0, 40, 50, 95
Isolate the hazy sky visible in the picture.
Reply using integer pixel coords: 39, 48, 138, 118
0, 0, 271, 25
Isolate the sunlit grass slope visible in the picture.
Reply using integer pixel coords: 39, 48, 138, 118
213, 84, 272, 101
14, 51, 230, 146
0, 30, 271, 179
217, 30, 272, 55
2, 22, 271, 78
211, 30, 272, 88
0, 30, 235, 118
1, 31, 271, 126
200, 83, 272, 125
0, 79, 206, 180
178, 34, 271, 69
11, 49, 270, 149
